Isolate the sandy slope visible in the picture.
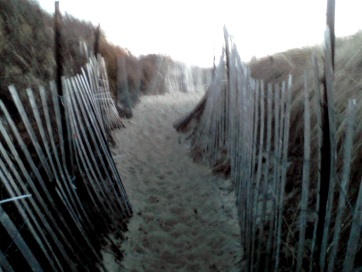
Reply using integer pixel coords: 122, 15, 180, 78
103, 92, 243, 272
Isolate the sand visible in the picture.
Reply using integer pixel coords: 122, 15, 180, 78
102, 92, 243, 272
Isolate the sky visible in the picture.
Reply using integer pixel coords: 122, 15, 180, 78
35, 0, 362, 67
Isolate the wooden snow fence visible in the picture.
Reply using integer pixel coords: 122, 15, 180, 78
89, 56, 124, 131
0, 56, 131, 271
175, 28, 361, 271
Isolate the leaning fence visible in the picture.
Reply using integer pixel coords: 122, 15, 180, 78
0, 56, 131, 271
176, 27, 361, 271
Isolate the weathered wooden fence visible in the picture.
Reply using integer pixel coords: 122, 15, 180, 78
116, 55, 212, 108
165, 62, 212, 93
0, 56, 131, 271
176, 27, 361, 271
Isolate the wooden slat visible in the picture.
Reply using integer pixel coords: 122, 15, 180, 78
328, 99, 357, 272
50, 81, 68, 175
251, 80, 265, 271
72, 75, 131, 215
246, 78, 256, 265
342, 178, 362, 272
56, 81, 109, 267
0, 101, 78, 271
272, 81, 287, 267
0, 250, 15, 272
75, 72, 131, 214
297, 72, 311, 272
0, 206, 42, 272
64, 79, 118, 221
275, 75, 292, 271
7, 86, 54, 180
78, 69, 129, 201
39, 86, 94, 231
265, 82, 281, 271
0, 56, 131, 271
320, 27, 337, 271
256, 83, 273, 271
0, 157, 61, 271
26, 88, 78, 220
310, 53, 323, 272
250, 80, 260, 271
7, 86, 84, 265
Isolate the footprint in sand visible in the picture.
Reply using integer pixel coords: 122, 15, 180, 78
103, 93, 243, 271
148, 195, 160, 204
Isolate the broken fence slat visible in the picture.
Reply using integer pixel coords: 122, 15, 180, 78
0, 195, 32, 205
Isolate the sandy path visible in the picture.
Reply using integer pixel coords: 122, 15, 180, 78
104, 92, 243, 271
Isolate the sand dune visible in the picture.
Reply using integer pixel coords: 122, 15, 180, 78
102, 92, 243, 271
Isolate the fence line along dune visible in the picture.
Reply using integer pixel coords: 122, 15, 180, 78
1, 0, 361, 271
175, 27, 361, 271
0, 56, 132, 271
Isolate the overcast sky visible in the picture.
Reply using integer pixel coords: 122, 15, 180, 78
36, 0, 362, 67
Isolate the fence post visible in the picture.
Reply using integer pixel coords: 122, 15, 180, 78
315, 1, 336, 270
55, 1, 63, 97
54, 1, 71, 172
94, 24, 101, 56
223, 26, 230, 90
326, 0, 335, 68
117, 57, 132, 118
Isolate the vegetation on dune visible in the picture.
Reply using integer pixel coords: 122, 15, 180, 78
249, 32, 362, 199
0, 0, 54, 96
0, 0, 184, 116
